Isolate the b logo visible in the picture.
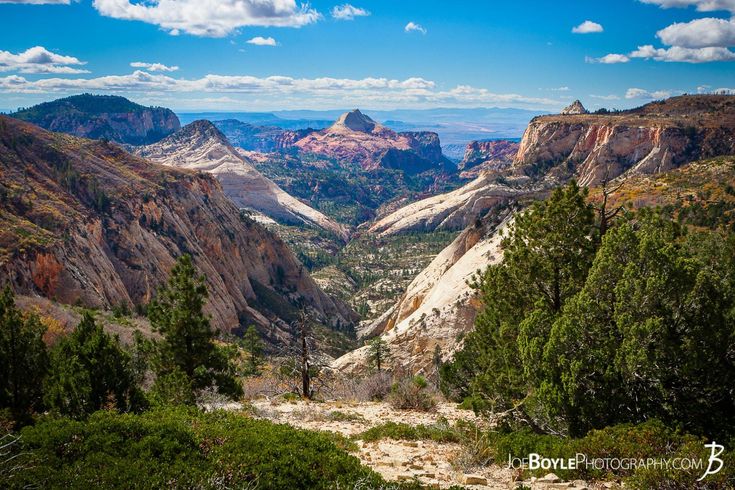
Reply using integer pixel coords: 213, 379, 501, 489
698, 442, 724, 481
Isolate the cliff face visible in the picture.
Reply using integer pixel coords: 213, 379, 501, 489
458, 140, 519, 179
334, 213, 512, 374
135, 121, 349, 239
11, 94, 180, 145
514, 95, 735, 186
291, 110, 453, 173
213, 119, 286, 153
0, 116, 355, 342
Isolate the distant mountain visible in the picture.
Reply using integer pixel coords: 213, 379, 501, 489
0, 116, 355, 341
290, 109, 454, 173
177, 111, 332, 131
457, 139, 520, 179
135, 120, 349, 239
11, 94, 180, 145
212, 119, 287, 152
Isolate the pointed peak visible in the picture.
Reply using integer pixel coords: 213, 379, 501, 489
333, 109, 377, 132
561, 100, 588, 115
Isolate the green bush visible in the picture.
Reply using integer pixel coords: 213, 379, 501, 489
2, 408, 397, 489
389, 376, 437, 411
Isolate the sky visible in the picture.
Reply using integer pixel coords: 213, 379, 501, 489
0, 0, 734, 113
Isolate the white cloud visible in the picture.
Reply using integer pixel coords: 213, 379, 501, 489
590, 94, 621, 100
639, 0, 735, 13
331, 4, 369, 20
630, 44, 735, 61
0, 46, 88, 74
625, 87, 675, 99
656, 17, 735, 48
549, 86, 570, 91
572, 20, 604, 34
130, 62, 179, 72
91, 0, 321, 37
713, 87, 735, 94
404, 22, 426, 34
0, 70, 561, 109
246, 36, 278, 46
587, 53, 631, 63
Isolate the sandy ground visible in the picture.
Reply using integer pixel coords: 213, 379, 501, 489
248, 399, 578, 489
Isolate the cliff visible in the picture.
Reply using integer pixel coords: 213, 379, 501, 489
11, 94, 180, 145
458, 139, 519, 179
0, 116, 355, 343
135, 120, 349, 239
291, 110, 453, 173
514, 95, 735, 185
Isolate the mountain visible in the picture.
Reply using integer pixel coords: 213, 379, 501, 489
515, 94, 735, 186
212, 119, 287, 152
373, 95, 735, 236
0, 116, 355, 344
290, 109, 454, 173
11, 94, 180, 145
135, 120, 348, 239
457, 139, 520, 179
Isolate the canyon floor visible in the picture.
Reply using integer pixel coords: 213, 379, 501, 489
247, 399, 609, 490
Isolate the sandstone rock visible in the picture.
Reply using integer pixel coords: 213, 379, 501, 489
136, 120, 348, 239
463, 474, 488, 485
539, 472, 562, 483
561, 100, 588, 115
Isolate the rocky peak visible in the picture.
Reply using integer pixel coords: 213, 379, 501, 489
333, 109, 377, 133
561, 100, 588, 115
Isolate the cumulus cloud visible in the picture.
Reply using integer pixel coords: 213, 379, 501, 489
572, 20, 604, 34
331, 4, 369, 20
130, 61, 179, 72
657, 17, 735, 48
639, 0, 735, 13
91, 0, 321, 37
590, 94, 621, 100
404, 22, 426, 34
0, 70, 561, 109
246, 36, 278, 46
0, 46, 88, 74
625, 87, 675, 99
713, 87, 735, 94
630, 44, 735, 61
587, 53, 631, 63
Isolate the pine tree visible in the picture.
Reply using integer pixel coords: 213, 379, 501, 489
148, 254, 242, 402
44, 312, 142, 418
0, 287, 48, 423
367, 337, 390, 373
241, 326, 264, 376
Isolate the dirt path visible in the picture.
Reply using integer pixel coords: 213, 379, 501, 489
250, 399, 514, 489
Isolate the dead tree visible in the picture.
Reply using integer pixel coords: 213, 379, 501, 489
596, 164, 625, 238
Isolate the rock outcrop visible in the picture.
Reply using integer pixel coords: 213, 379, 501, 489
0, 116, 355, 342
135, 120, 349, 239
334, 212, 512, 374
514, 94, 735, 186
458, 139, 520, 178
11, 94, 180, 145
561, 100, 588, 115
290, 109, 453, 173
213, 119, 287, 153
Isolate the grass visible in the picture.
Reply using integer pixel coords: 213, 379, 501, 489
355, 421, 462, 444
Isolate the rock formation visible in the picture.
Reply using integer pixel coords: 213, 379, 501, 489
457, 139, 520, 179
560, 100, 588, 115
135, 120, 349, 239
0, 116, 355, 343
10, 94, 180, 145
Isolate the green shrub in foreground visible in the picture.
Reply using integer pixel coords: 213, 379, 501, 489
1, 407, 407, 490
488, 420, 735, 489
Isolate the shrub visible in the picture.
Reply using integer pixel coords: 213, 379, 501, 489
2, 408, 398, 490
388, 376, 437, 411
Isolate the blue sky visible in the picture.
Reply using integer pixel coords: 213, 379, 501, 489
0, 0, 734, 112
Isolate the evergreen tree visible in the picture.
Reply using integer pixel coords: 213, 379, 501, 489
0, 287, 48, 423
367, 337, 390, 373
148, 254, 242, 401
44, 312, 142, 418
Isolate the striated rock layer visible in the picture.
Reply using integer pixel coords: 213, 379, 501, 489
11, 94, 180, 145
458, 139, 520, 179
0, 116, 355, 342
136, 120, 349, 239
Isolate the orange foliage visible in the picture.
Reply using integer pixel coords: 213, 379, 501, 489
32, 253, 62, 296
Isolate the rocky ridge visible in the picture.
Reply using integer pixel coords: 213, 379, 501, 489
457, 139, 520, 179
135, 120, 349, 239
11, 94, 180, 145
0, 116, 354, 342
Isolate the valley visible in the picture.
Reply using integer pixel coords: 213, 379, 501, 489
2, 93, 735, 489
